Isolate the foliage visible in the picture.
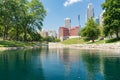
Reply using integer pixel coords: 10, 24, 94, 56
44, 36, 60, 42
82, 37, 90, 41
0, 0, 46, 41
54, 38, 60, 42
102, 0, 120, 38
0, 40, 36, 47
105, 38, 120, 43
80, 18, 100, 42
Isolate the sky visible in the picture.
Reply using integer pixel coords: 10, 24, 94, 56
41, 0, 105, 32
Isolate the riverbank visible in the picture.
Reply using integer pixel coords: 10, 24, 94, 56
49, 42, 120, 50
1, 42, 120, 51
0, 40, 43, 51
0, 45, 43, 51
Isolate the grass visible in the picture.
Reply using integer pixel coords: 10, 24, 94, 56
61, 38, 120, 44
61, 38, 86, 44
0, 40, 37, 47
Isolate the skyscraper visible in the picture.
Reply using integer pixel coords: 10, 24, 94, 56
100, 10, 105, 26
86, 3, 94, 21
65, 18, 71, 29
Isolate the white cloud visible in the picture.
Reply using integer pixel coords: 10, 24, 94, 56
63, 0, 82, 7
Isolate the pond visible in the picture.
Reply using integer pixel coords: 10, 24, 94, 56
0, 47, 120, 80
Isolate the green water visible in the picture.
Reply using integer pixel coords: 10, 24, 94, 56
0, 47, 120, 80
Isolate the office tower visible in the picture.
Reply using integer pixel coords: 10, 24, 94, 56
95, 17, 100, 24
100, 10, 105, 26
65, 18, 71, 29
86, 3, 94, 21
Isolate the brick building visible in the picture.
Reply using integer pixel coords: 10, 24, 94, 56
59, 27, 69, 41
59, 26, 80, 41
70, 26, 80, 36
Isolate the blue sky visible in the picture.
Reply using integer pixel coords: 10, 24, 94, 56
41, 0, 104, 31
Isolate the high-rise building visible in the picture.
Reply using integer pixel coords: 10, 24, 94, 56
65, 18, 71, 29
100, 10, 105, 26
95, 17, 100, 24
86, 3, 94, 21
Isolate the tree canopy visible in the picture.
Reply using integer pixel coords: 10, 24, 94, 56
0, 0, 46, 41
81, 18, 100, 42
102, 0, 120, 38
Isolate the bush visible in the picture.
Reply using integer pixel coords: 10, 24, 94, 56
105, 38, 120, 43
55, 38, 60, 42
83, 37, 90, 41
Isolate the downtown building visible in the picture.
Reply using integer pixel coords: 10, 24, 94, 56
59, 18, 80, 41
86, 3, 94, 21
99, 10, 105, 27
65, 18, 71, 29
59, 26, 80, 41
59, 27, 69, 41
40, 30, 48, 38
48, 30, 57, 38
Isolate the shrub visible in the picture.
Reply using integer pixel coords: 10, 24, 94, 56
105, 38, 120, 43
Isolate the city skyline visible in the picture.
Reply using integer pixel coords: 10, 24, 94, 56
41, 0, 104, 31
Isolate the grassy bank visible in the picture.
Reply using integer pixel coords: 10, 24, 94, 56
61, 38, 86, 44
61, 38, 120, 44
0, 40, 38, 47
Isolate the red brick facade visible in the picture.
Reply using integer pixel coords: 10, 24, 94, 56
59, 26, 80, 41
59, 27, 69, 37
69, 26, 80, 36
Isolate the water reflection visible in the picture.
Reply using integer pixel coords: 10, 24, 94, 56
0, 48, 120, 80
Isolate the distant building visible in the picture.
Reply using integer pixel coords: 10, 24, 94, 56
100, 10, 105, 26
59, 27, 69, 41
95, 17, 100, 24
65, 18, 71, 29
86, 3, 94, 21
69, 26, 80, 38
48, 30, 57, 38
58, 18, 80, 41
58, 26, 80, 41
40, 30, 48, 38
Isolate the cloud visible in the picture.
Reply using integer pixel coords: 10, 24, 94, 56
63, 0, 82, 7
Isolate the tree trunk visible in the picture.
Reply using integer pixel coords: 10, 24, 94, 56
3, 25, 8, 40
115, 30, 119, 39
90, 37, 94, 42
24, 27, 27, 41
16, 26, 19, 41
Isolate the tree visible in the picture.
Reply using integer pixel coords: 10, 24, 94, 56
0, 0, 17, 40
0, 0, 46, 41
102, 0, 120, 38
81, 18, 100, 42
21, 0, 46, 41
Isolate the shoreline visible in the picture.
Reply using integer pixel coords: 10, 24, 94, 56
48, 42, 120, 50
0, 42, 120, 51
0, 46, 41, 51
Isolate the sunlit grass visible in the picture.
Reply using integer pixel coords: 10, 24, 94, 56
61, 38, 120, 44
0, 40, 36, 47
61, 38, 86, 44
